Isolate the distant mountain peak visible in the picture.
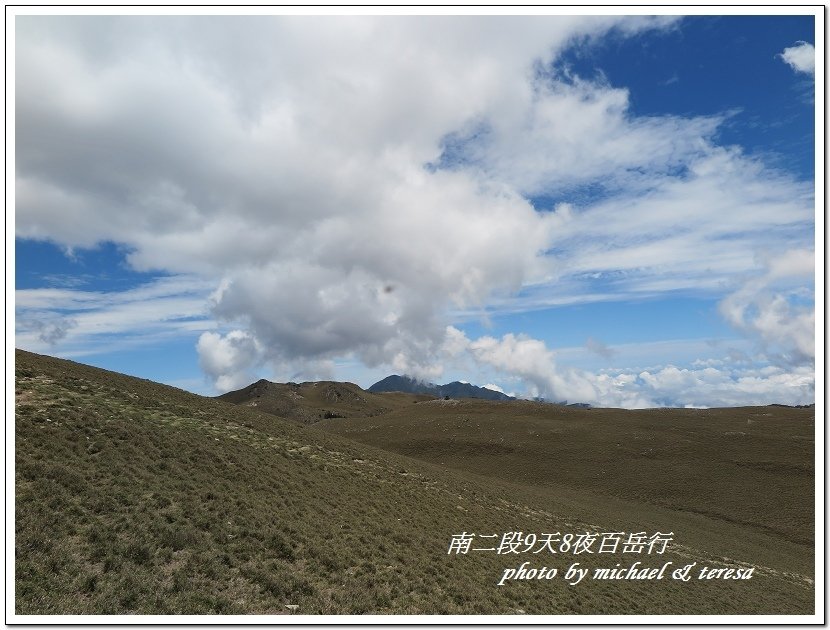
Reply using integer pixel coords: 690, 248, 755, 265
368, 375, 514, 401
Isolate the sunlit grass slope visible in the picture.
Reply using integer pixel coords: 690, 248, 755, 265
15, 350, 814, 615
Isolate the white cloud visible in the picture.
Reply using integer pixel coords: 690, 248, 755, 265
408, 328, 815, 408
449, 75, 723, 197
525, 147, 813, 303
467, 332, 605, 404
15, 275, 215, 357
633, 363, 814, 408
719, 248, 814, 365
469, 335, 814, 408
197, 330, 263, 392
779, 41, 815, 76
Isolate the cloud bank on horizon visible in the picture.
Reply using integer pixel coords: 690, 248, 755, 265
14, 15, 817, 408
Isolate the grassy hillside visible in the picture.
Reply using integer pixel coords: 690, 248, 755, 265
15, 350, 814, 615
318, 399, 815, 550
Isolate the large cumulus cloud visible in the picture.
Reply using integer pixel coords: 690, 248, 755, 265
16, 16, 666, 384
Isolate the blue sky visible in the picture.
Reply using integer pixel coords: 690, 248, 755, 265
13, 12, 818, 407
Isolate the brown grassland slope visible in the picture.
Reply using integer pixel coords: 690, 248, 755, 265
317, 398, 814, 551
15, 350, 814, 615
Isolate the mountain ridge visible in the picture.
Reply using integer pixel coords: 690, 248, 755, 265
216, 378, 401, 423
216, 374, 517, 423
367, 374, 514, 401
